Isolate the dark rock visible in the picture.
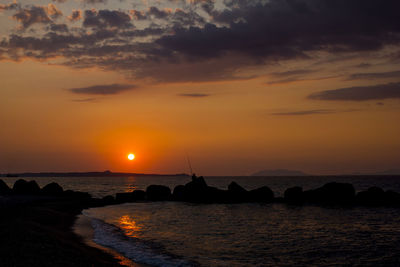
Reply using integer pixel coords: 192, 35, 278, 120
116, 190, 146, 203
13, 179, 41, 194
63, 190, 91, 199
116, 193, 132, 203
385, 190, 400, 206
356, 186, 386, 205
227, 182, 249, 202
284, 186, 303, 204
41, 182, 63, 195
132, 190, 146, 201
172, 185, 185, 201
304, 182, 355, 204
102, 195, 115, 205
228, 182, 247, 194
146, 185, 171, 201
181, 177, 210, 202
249, 186, 274, 202
0, 179, 11, 195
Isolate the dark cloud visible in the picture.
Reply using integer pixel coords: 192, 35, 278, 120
1, 0, 400, 83
83, 9, 132, 29
130, 10, 147, 20
309, 82, 400, 101
271, 109, 359, 116
271, 109, 336, 116
71, 98, 97, 102
355, 63, 372, 69
68, 10, 82, 22
0, 2, 19, 11
148, 6, 171, 19
179, 93, 209, 97
12, 4, 62, 29
347, 70, 400, 80
271, 69, 316, 78
157, 0, 400, 61
68, 84, 137, 95
49, 23, 69, 33
82, 0, 107, 4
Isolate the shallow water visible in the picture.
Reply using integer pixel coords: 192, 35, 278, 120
83, 202, 400, 266
4, 175, 400, 266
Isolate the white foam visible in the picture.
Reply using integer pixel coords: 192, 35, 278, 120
88, 217, 194, 267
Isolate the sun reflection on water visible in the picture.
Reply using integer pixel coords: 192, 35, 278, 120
119, 215, 141, 238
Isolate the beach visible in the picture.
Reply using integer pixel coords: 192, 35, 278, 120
0, 195, 130, 267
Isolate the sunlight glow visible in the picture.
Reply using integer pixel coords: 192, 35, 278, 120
128, 153, 135, 160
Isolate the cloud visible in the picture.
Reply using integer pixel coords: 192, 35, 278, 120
83, 9, 132, 29
71, 98, 97, 102
148, 6, 171, 19
309, 82, 400, 101
0, 2, 19, 12
178, 93, 209, 97
1, 0, 400, 83
270, 109, 336, 116
346, 71, 400, 80
157, 0, 400, 61
68, 84, 137, 95
83, 0, 107, 4
68, 10, 82, 22
49, 23, 69, 32
12, 4, 62, 29
270, 109, 359, 116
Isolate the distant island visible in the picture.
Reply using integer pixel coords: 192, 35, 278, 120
0, 170, 189, 177
252, 169, 309, 176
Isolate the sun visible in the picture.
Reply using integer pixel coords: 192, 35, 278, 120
127, 153, 135, 160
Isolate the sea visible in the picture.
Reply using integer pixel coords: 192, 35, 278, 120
3, 175, 400, 266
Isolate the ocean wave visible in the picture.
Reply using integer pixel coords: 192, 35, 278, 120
85, 214, 196, 267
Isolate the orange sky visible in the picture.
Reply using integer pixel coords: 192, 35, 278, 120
1, 0, 400, 175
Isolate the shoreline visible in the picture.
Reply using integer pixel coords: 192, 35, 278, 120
0, 195, 141, 267
73, 213, 151, 267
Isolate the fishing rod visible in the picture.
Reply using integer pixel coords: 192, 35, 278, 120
185, 152, 193, 176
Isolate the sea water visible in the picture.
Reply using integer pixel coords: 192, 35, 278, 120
3, 175, 400, 266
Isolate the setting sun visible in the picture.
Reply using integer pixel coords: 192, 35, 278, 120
128, 154, 135, 160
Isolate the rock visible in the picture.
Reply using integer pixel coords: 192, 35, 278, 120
116, 193, 133, 203
41, 182, 63, 195
63, 190, 91, 199
304, 182, 355, 204
181, 177, 210, 202
0, 179, 11, 195
101, 195, 115, 205
356, 186, 386, 205
131, 190, 146, 201
116, 190, 146, 203
385, 190, 400, 206
227, 182, 248, 202
146, 185, 171, 201
228, 182, 247, 194
249, 186, 274, 202
172, 185, 185, 201
284, 186, 303, 204
13, 179, 41, 194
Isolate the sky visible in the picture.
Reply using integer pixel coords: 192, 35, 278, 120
0, 0, 399, 176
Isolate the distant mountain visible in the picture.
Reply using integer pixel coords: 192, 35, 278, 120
347, 169, 400, 176
372, 169, 400, 175
251, 169, 308, 176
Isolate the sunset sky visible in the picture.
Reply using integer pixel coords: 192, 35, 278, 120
1, 0, 399, 175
